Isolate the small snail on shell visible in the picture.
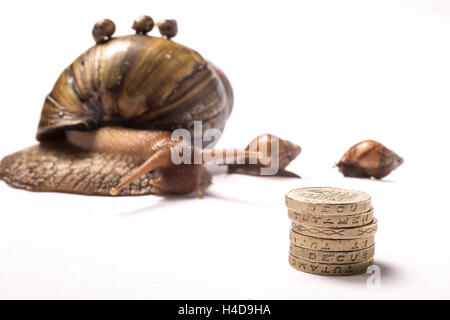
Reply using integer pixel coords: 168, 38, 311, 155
336, 140, 403, 179
132, 15, 154, 34
92, 19, 116, 44
0, 15, 301, 197
157, 20, 178, 39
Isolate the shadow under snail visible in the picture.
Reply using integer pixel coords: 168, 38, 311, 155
0, 15, 301, 197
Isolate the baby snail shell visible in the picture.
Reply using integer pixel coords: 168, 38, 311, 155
227, 134, 302, 177
0, 16, 301, 197
132, 15, 154, 34
336, 140, 404, 179
92, 19, 116, 44
157, 20, 178, 39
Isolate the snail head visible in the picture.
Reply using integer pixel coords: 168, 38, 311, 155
109, 142, 262, 197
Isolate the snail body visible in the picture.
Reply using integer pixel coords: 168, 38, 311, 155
0, 16, 300, 197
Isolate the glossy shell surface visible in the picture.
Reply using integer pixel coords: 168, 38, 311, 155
37, 35, 233, 140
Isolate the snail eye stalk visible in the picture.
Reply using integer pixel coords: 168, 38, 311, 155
202, 149, 263, 165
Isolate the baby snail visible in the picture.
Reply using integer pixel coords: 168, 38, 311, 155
336, 140, 404, 179
0, 15, 301, 197
157, 20, 178, 39
228, 134, 302, 177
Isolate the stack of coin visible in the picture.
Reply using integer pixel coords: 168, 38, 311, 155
285, 187, 377, 276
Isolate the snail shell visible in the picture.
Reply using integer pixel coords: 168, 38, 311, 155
38, 34, 233, 142
336, 140, 403, 179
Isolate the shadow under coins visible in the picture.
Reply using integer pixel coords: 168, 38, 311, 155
319, 259, 403, 288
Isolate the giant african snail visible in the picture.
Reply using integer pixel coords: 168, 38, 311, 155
0, 15, 301, 197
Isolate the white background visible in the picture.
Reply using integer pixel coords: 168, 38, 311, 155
1, 0, 450, 299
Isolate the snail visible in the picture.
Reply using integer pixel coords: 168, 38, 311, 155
336, 140, 403, 179
0, 16, 301, 197
228, 134, 302, 177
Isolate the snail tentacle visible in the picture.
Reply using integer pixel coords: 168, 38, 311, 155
202, 149, 262, 165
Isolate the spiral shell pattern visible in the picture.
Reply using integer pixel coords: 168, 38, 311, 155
37, 35, 233, 140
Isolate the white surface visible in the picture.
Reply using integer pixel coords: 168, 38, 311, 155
1, 0, 450, 299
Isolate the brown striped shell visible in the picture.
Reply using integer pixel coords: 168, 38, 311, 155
337, 140, 403, 179
37, 34, 233, 141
